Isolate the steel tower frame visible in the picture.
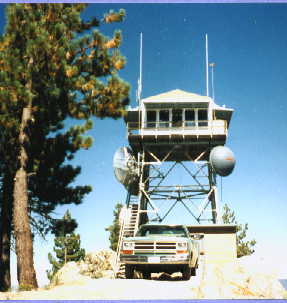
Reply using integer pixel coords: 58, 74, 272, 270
126, 145, 222, 226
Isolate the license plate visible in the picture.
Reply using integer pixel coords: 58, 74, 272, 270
148, 256, 160, 263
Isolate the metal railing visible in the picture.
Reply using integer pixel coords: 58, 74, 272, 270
113, 205, 130, 277
126, 120, 227, 136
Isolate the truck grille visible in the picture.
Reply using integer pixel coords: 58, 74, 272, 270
156, 242, 176, 249
134, 241, 177, 254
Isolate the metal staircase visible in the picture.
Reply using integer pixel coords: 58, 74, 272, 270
123, 204, 139, 237
113, 203, 140, 278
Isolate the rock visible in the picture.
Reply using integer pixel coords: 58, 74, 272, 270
47, 250, 284, 299
79, 262, 89, 274
48, 249, 116, 287
198, 263, 226, 298
81, 250, 116, 277
246, 273, 285, 298
92, 271, 103, 279
50, 261, 92, 287
48, 249, 117, 286
237, 255, 285, 298
198, 258, 285, 299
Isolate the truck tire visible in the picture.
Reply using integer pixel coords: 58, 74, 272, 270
142, 271, 151, 279
182, 266, 191, 280
125, 265, 134, 279
191, 267, 196, 276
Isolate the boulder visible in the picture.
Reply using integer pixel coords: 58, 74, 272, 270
246, 273, 285, 298
50, 261, 92, 287
198, 258, 285, 299
49, 249, 116, 287
81, 250, 116, 278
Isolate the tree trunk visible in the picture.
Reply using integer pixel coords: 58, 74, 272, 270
0, 170, 13, 291
13, 106, 38, 289
64, 245, 67, 264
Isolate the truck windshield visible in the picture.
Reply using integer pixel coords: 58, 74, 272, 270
136, 226, 187, 237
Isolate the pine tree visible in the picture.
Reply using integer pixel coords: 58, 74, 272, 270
47, 210, 85, 281
106, 203, 123, 251
0, 168, 14, 291
0, 4, 129, 289
0, 116, 93, 291
0, 100, 20, 290
222, 204, 256, 258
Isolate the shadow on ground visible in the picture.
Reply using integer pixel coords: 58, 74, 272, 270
150, 272, 183, 281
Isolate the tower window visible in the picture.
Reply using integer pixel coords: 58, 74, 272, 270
146, 110, 156, 128
185, 109, 195, 127
159, 110, 170, 128
172, 109, 183, 127
198, 109, 208, 126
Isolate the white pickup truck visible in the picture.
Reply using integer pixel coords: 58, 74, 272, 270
120, 224, 200, 280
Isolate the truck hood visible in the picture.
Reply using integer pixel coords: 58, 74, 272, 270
123, 236, 188, 242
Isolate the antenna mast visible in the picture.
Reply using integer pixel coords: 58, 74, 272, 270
205, 34, 209, 97
210, 62, 215, 100
137, 33, 143, 103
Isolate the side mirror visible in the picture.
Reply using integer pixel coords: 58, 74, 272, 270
190, 233, 204, 240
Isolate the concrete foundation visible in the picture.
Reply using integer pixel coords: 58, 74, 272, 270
187, 224, 237, 264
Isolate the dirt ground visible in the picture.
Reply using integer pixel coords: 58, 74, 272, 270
1, 255, 285, 300
2, 274, 201, 300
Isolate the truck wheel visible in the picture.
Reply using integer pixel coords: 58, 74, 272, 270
125, 265, 134, 279
182, 266, 191, 280
142, 271, 151, 279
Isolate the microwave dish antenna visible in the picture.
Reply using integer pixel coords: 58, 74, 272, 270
113, 147, 139, 195
210, 146, 236, 177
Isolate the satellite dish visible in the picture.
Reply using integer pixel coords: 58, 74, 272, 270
209, 146, 235, 177
113, 147, 139, 194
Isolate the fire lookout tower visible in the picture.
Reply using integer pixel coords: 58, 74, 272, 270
114, 88, 235, 233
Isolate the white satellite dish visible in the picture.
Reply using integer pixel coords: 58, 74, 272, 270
113, 147, 139, 194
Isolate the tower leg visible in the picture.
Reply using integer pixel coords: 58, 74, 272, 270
208, 164, 222, 224
133, 148, 223, 225
139, 151, 149, 225
213, 185, 222, 224
210, 185, 222, 224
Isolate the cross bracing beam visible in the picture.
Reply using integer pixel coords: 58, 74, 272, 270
126, 146, 222, 225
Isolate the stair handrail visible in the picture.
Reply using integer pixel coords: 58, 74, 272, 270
113, 205, 130, 277
133, 206, 140, 236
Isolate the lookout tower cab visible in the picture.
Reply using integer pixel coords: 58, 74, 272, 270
125, 89, 233, 161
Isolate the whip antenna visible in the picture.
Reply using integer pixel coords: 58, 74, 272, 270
210, 62, 215, 100
205, 34, 209, 97
137, 33, 143, 103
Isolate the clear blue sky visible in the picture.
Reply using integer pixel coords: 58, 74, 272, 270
0, 3, 287, 286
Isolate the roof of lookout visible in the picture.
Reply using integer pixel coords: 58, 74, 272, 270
125, 88, 233, 126
142, 89, 213, 103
